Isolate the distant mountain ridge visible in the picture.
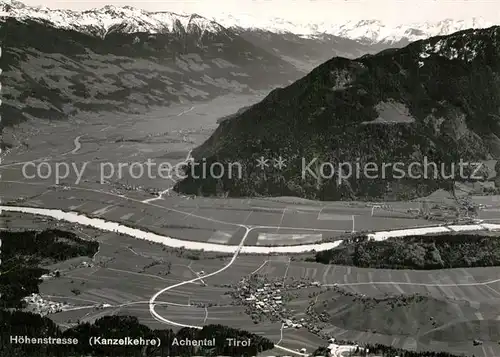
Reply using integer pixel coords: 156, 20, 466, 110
0, 15, 299, 130
0, 0, 494, 46
2, 1, 494, 75
0, 0, 226, 38
213, 14, 494, 45
175, 26, 500, 201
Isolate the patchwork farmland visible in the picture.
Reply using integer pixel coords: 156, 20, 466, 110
5, 209, 500, 357
4, 97, 500, 357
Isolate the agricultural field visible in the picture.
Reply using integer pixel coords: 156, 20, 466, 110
5, 96, 500, 357
7, 209, 499, 356
0, 175, 444, 249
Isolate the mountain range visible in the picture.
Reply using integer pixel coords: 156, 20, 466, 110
0, 0, 494, 45
2, 1, 500, 200
0, 1, 301, 129
0, 0, 225, 38
0, 1, 496, 71
213, 13, 494, 45
175, 26, 500, 200
0, 1, 495, 124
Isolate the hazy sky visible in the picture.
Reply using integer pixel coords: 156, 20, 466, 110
20, 0, 500, 25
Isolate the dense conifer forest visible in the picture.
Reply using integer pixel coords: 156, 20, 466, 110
313, 233, 500, 269
0, 311, 274, 356
0, 229, 274, 356
0, 229, 98, 308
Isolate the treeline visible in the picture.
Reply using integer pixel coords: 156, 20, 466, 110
0, 311, 274, 357
313, 233, 500, 269
312, 343, 469, 357
0, 229, 98, 308
0, 229, 274, 356
1, 229, 98, 261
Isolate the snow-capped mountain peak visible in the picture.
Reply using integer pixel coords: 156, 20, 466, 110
0, 0, 26, 9
211, 12, 495, 45
0, 0, 496, 45
0, 0, 226, 37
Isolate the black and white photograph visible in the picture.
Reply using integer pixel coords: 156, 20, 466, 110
2, 0, 500, 356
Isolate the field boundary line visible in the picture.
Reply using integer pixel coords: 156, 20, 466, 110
250, 260, 268, 275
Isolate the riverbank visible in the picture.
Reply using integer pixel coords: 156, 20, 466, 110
2, 205, 500, 254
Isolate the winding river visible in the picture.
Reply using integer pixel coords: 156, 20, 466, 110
1, 205, 500, 253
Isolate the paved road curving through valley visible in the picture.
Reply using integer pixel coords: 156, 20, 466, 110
3, 204, 500, 356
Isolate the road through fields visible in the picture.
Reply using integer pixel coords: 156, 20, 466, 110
3, 203, 500, 356
148, 226, 252, 329
147, 225, 308, 356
